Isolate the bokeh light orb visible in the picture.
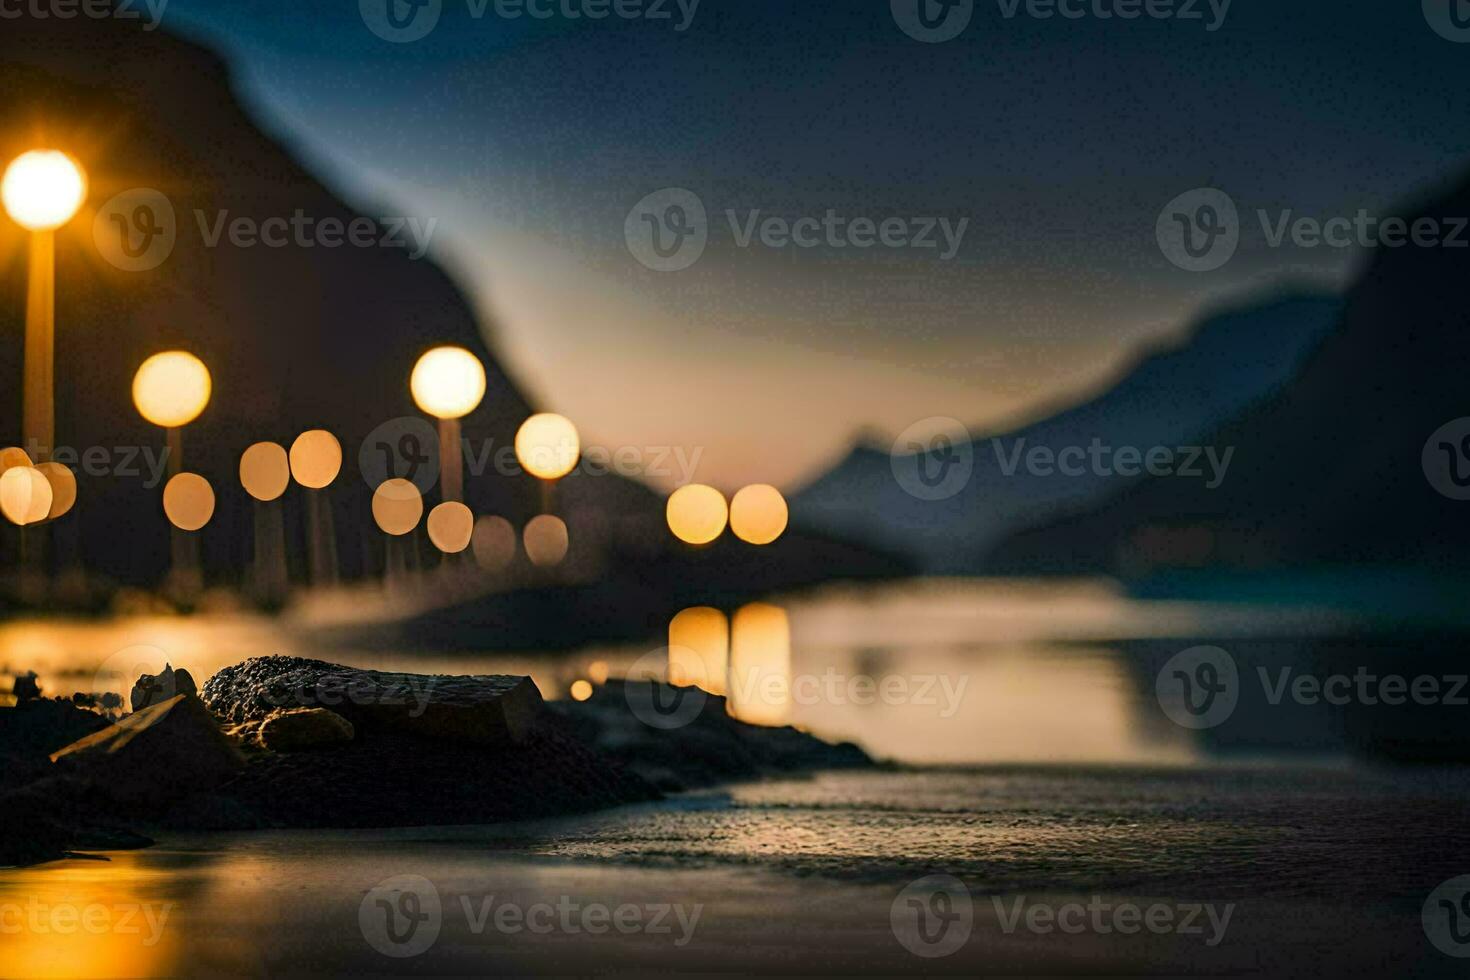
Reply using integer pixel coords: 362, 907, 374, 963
471, 515, 517, 570
0, 466, 52, 525
132, 351, 212, 428
569, 679, 593, 702
666, 484, 728, 545
2, 150, 86, 231
729, 484, 789, 545
162, 473, 215, 531
410, 346, 486, 420
35, 462, 76, 521
523, 514, 569, 567
239, 442, 290, 502
427, 501, 474, 553
371, 478, 423, 536
514, 413, 580, 480
289, 430, 342, 489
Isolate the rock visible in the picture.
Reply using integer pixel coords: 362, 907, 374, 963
258, 708, 355, 752
50, 695, 243, 807
12, 672, 40, 702
0, 698, 110, 794
203, 657, 544, 746
130, 663, 198, 713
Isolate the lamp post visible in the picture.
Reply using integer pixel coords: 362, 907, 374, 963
239, 441, 290, 604
2, 150, 87, 462
514, 412, 580, 513
289, 429, 343, 586
410, 346, 485, 504
132, 351, 212, 475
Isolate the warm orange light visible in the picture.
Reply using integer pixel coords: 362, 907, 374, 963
427, 501, 473, 553
0, 466, 52, 525
523, 514, 569, 566
36, 461, 76, 520
289, 430, 342, 489
729, 602, 792, 727
0, 446, 33, 476
514, 413, 580, 480
730, 484, 789, 545
471, 515, 517, 570
162, 473, 215, 531
666, 484, 728, 545
410, 346, 486, 420
372, 478, 423, 536
239, 441, 290, 502
570, 679, 593, 701
132, 351, 212, 428
2, 150, 86, 230
669, 606, 729, 695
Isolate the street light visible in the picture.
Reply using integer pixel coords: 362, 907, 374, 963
2, 150, 87, 461
410, 346, 485, 503
132, 351, 212, 474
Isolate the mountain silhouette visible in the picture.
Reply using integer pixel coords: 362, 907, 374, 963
990, 168, 1470, 575
789, 293, 1342, 572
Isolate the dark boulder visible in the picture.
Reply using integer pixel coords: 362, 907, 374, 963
203, 657, 544, 746
50, 695, 243, 807
256, 707, 355, 752
130, 664, 198, 713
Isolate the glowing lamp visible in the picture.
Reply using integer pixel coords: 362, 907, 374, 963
132, 352, 212, 428
514, 413, 580, 480
523, 514, 569, 566
666, 484, 728, 545
36, 462, 76, 520
410, 346, 486, 420
2, 150, 86, 231
372, 478, 423, 536
289, 430, 342, 489
162, 473, 215, 531
427, 501, 473, 553
730, 484, 788, 545
0, 466, 52, 525
239, 442, 290, 502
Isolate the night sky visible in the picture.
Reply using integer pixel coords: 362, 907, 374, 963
162, 0, 1470, 489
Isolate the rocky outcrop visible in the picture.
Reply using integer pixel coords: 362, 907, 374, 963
203, 656, 544, 746
130, 664, 198, 713
550, 679, 873, 792
50, 695, 243, 806
256, 707, 355, 752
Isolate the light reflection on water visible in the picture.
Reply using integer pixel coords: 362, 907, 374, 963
1, 578, 1349, 765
